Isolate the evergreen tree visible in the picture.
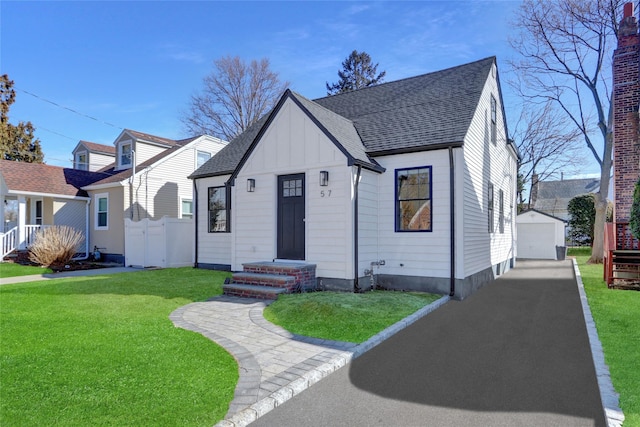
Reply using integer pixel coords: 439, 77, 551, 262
1, 74, 44, 163
326, 50, 386, 95
568, 194, 597, 246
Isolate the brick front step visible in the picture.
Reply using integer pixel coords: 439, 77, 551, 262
223, 283, 288, 300
231, 272, 298, 291
242, 261, 317, 292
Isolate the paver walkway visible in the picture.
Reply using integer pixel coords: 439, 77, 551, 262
169, 294, 450, 426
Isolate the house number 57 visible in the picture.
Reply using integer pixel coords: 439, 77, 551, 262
320, 190, 332, 197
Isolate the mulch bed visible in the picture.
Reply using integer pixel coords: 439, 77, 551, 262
4, 251, 110, 273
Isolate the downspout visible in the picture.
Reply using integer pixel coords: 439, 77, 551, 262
353, 165, 362, 293
72, 198, 91, 261
449, 147, 456, 297
193, 179, 199, 268
129, 150, 136, 220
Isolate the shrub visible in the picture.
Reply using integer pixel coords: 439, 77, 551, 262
29, 226, 84, 267
568, 194, 596, 246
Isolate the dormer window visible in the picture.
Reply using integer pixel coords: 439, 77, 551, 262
119, 142, 132, 168
75, 151, 87, 170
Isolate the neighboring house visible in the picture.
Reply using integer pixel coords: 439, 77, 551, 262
1, 130, 226, 263
529, 175, 601, 221
80, 130, 226, 263
72, 141, 116, 171
0, 160, 109, 257
190, 56, 519, 300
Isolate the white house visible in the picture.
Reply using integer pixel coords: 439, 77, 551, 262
80, 130, 226, 263
1, 130, 226, 264
190, 57, 519, 300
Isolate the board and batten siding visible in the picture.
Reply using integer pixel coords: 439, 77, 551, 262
461, 63, 518, 278
233, 97, 353, 279
373, 150, 452, 279
194, 175, 232, 266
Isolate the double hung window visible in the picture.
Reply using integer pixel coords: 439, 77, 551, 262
395, 167, 432, 232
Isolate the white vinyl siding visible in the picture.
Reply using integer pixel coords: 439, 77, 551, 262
462, 70, 517, 278
87, 152, 115, 171
127, 137, 225, 221
374, 151, 451, 279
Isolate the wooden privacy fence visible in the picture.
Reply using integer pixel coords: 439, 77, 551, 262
124, 217, 193, 268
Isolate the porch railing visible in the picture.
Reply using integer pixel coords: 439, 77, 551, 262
1, 226, 17, 259
24, 225, 49, 248
604, 222, 640, 287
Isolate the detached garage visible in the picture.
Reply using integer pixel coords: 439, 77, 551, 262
516, 209, 566, 260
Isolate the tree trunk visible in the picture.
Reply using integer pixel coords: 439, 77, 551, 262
589, 195, 608, 263
588, 124, 613, 264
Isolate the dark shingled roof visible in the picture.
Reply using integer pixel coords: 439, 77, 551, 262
190, 56, 495, 179
0, 159, 114, 198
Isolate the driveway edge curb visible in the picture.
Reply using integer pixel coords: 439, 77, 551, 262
572, 259, 625, 427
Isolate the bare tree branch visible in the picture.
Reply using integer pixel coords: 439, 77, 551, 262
508, 0, 633, 262
181, 56, 289, 141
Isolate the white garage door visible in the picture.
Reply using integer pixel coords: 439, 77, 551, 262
518, 223, 557, 259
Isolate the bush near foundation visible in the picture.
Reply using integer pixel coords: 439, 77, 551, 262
29, 226, 84, 267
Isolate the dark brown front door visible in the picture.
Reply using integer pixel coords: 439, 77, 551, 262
277, 173, 305, 260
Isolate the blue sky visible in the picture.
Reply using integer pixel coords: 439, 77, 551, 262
0, 0, 601, 177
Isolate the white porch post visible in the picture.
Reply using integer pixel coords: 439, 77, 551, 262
17, 196, 26, 249
0, 197, 5, 233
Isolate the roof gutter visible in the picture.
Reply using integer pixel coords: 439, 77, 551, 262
353, 165, 362, 293
449, 147, 456, 297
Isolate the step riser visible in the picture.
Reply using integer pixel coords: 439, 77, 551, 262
223, 289, 280, 300
242, 264, 316, 292
228, 261, 317, 299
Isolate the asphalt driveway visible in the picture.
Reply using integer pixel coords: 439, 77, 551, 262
252, 260, 606, 427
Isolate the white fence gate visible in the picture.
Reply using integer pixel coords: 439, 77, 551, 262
124, 217, 193, 268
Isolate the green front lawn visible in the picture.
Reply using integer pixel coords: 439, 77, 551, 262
571, 251, 640, 426
0, 268, 235, 426
0, 262, 52, 278
264, 290, 441, 343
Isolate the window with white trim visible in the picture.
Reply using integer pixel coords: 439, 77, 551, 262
499, 189, 504, 234
488, 183, 494, 233
75, 152, 87, 170
490, 95, 497, 145
119, 142, 132, 168
95, 193, 109, 230
181, 199, 193, 219
197, 151, 211, 168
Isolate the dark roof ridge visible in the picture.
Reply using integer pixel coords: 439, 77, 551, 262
290, 91, 355, 126
313, 56, 496, 102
